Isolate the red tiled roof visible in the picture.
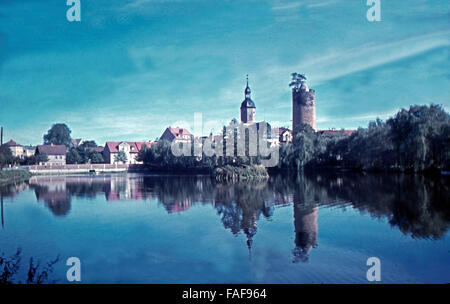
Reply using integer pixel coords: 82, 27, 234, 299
105, 142, 155, 154
5, 139, 22, 147
168, 127, 192, 138
36, 144, 66, 155
317, 130, 355, 137
136, 142, 155, 151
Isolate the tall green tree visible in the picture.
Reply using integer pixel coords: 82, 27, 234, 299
90, 152, 104, 164
43, 124, 72, 147
0, 145, 14, 169
80, 140, 97, 148
66, 148, 83, 164
35, 153, 49, 165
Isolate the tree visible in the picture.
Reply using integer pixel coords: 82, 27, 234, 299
43, 124, 72, 147
66, 148, 83, 164
0, 145, 14, 169
80, 140, 97, 148
90, 152, 104, 164
319, 104, 450, 172
114, 151, 128, 164
35, 153, 49, 165
289, 72, 307, 90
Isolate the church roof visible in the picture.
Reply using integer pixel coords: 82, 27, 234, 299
241, 75, 256, 108
241, 98, 256, 109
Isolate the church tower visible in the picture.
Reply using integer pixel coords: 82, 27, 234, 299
240, 75, 256, 123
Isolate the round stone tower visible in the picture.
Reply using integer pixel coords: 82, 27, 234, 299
292, 82, 316, 133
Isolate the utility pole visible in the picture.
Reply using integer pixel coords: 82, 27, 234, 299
0, 126, 3, 171
1, 194, 4, 229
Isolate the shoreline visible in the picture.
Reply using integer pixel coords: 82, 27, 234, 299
0, 170, 32, 186
1, 166, 447, 181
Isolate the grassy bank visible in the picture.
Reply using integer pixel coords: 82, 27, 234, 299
0, 170, 31, 186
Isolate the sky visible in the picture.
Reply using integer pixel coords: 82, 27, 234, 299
0, 0, 449, 146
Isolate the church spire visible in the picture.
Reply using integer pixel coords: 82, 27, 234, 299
245, 75, 251, 99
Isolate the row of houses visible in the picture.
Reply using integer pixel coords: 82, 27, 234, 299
4, 125, 354, 166
4, 139, 159, 166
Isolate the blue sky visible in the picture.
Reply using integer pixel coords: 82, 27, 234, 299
0, 0, 449, 145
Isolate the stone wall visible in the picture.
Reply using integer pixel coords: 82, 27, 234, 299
292, 88, 316, 133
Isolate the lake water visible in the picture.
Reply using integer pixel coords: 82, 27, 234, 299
0, 172, 449, 283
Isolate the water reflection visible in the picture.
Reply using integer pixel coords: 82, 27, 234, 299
1, 173, 449, 262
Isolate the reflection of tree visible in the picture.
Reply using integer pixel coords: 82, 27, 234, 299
309, 172, 450, 240
214, 182, 273, 249
33, 185, 71, 216
142, 176, 277, 249
3, 172, 448, 254
0, 182, 30, 228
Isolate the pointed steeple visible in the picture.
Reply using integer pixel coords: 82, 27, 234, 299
245, 74, 251, 99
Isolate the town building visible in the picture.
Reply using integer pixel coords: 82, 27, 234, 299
23, 145, 36, 157
102, 142, 154, 164
4, 140, 36, 158
317, 129, 355, 138
5, 140, 24, 158
35, 144, 67, 165
272, 127, 293, 145
160, 127, 193, 143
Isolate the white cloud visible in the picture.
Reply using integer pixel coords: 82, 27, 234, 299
266, 30, 450, 87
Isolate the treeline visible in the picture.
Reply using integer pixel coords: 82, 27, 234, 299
137, 138, 263, 172
66, 141, 104, 164
138, 104, 449, 173
43, 124, 104, 164
278, 104, 450, 172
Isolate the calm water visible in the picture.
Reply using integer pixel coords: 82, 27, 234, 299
0, 172, 449, 283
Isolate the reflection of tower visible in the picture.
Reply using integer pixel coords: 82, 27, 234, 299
244, 214, 258, 259
293, 205, 318, 262
240, 75, 256, 123
292, 183, 318, 262
292, 81, 316, 134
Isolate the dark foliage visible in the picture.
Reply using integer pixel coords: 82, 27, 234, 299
280, 105, 450, 172
0, 249, 59, 284
43, 123, 72, 147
